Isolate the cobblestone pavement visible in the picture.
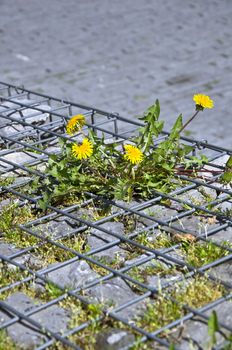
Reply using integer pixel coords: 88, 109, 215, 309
0, 0, 231, 147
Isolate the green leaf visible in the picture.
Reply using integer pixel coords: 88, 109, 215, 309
221, 156, 232, 184
45, 282, 63, 298
59, 159, 67, 171
49, 165, 59, 178
226, 155, 232, 168
208, 310, 219, 346
221, 172, 232, 184
184, 154, 208, 169
169, 114, 183, 140
38, 198, 48, 211
152, 120, 164, 138
49, 154, 59, 162
162, 163, 173, 171
58, 137, 67, 148
139, 99, 160, 122
182, 145, 193, 155
44, 178, 51, 186
88, 128, 102, 146
137, 100, 164, 151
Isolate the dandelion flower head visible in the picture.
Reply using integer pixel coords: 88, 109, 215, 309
66, 114, 85, 135
193, 94, 214, 110
72, 138, 93, 160
124, 144, 143, 164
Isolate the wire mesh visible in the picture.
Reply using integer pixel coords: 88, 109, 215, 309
0, 81, 231, 350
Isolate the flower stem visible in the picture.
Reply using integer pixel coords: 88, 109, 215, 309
179, 110, 200, 133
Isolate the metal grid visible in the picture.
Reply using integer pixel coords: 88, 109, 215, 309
0, 81, 231, 350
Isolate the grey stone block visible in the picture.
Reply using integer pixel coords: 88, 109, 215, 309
46, 260, 99, 290
87, 277, 145, 320
34, 219, 75, 239
95, 328, 135, 350
88, 222, 126, 263
0, 292, 69, 350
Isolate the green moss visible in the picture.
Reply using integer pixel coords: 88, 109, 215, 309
54, 297, 150, 350
182, 241, 231, 267
136, 231, 173, 250
135, 229, 230, 269
0, 201, 39, 247
130, 340, 153, 350
89, 254, 124, 276
128, 261, 179, 285
175, 276, 224, 308
0, 262, 64, 302
0, 267, 24, 291
216, 206, 232, 218
0, 177, 15, 187
142, 295, 182, 332
0, 265, 65, 306
0, 329, 17, 350
54, 297, 104, 350
198, 187, 215, 202
115, 214, 137, 234
120, 231, 174, 264
0, 200, 89, 264
32, 234, 90, 267
3, 228, 39, 248
127, 260, 181, 294
1, 275, 223, 349
55, 194, 83, 207
38, 244, 74, 265
138, 276, 224, 334
0, 267, 35, 300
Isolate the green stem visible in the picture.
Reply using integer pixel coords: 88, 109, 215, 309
138, 122, 150, 148
131, 167, 136, 180
179, 110, 200, 133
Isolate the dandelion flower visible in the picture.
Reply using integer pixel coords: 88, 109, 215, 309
124, 144, 143, 164
66, 115, 85, 135
193, 94, 214, 110
72, 138, 93, 160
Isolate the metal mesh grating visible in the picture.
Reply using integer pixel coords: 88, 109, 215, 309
0, 81, 231, 350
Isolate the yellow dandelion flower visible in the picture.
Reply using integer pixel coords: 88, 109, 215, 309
66, 114, 86, 135
193, 94, 214, 110
124, 144, 144, 164
72, 138, 93, 160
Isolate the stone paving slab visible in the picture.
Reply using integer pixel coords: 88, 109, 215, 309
0, 7, 232, 346
0, 0, 231, 147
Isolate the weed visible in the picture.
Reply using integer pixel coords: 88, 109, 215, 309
34, 97, 217, 210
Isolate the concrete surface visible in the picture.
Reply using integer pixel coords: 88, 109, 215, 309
0, 0, 231, 147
